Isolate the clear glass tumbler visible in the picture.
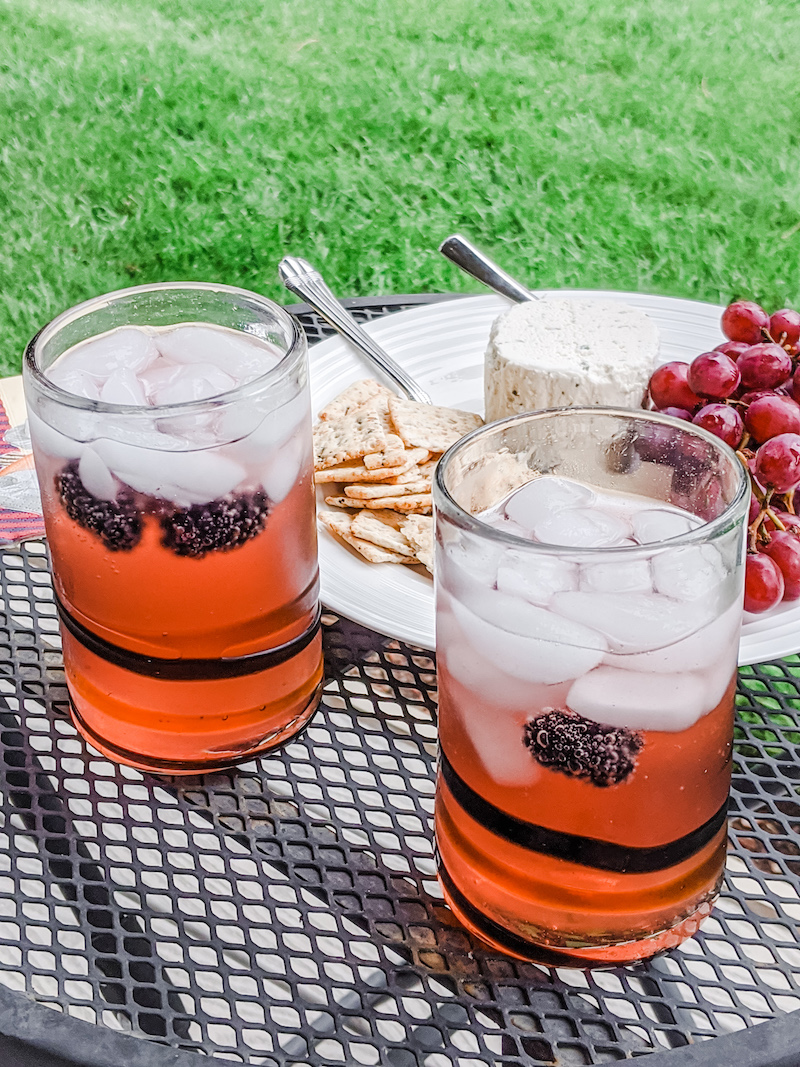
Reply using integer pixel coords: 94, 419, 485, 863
24, 282, 322, 773
433, 408, 748, 963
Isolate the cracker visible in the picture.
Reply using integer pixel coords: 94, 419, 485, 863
388, 396, 483, 453
365, 493, 432, 514
319, 510, 416, 564
318, 379, 393, 422
415, 456, 440, 477
359, 391, 395, 432
313, 408, 387, 470
363, 434, 407, 470
351, 510, 415, 555
344, 479, 431, 499
314, 456, 418, 483
401, 515, 434, 572
324, 495, 370, 509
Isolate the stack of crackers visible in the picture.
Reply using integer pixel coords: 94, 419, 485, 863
314, 379, 483, 574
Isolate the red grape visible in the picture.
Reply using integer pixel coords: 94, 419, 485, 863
753, 433, 800, 493
722, 300, 770, 344
763, 531, 800, 599
714, 340, 751, 361
692, 403, 744, 448
749, 494, 760, 523
737, 343, 793, 390
770, 308, 800, 348
737, 389, 771, 406
659, 406, 692, 421
648, 362, 702, 411
744, 552, 785, 612
688, 351, 740, 399
744, 394, 800, 442
764, 508, 800, 534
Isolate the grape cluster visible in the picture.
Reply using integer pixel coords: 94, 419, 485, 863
646, 300, 800, 613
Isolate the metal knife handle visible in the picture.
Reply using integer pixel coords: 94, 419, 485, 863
279, 256, 432, 404
439, 234, 535, 304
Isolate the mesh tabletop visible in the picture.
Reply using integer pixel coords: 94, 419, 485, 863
0, 299, 798, 1067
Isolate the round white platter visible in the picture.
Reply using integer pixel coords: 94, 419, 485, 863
308, 290, 800, 666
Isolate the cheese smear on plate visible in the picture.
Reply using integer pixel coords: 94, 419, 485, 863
484, 298, 659, 422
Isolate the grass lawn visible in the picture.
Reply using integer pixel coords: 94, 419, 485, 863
1, 0, 799, 374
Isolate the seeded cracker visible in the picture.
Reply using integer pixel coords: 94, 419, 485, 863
313, 408, 387, 470
351, 510, 416, 556
401, 514, 434, 572
365, 493, 432, 513
324, 496, 371, 509
388, 395, 483, 453
314, 456, 419, 483
319, 510, 416, 564
317, 379, 393, 422
363, 434, 407, 470
344, 479, 431, 499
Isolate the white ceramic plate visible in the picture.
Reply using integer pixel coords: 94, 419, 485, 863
309, 291, 800, 666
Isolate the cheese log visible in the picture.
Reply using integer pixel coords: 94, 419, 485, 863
484, 299, 658, 422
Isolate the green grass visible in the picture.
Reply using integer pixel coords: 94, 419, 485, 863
1, 0, 800, 374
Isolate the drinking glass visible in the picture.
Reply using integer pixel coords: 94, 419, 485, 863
433, 408, 748, 963
24, 282, 322, 773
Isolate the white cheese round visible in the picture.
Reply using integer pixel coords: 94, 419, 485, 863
484, 298, 659, 422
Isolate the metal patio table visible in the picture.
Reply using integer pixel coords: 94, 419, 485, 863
0, 296, 798, 1067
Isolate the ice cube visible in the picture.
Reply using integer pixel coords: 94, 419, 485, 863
502, 475, 595, 533
449, 594, 605, 685
261, 434, 306, 504
28, 411, 84, 461
147, 362, 236, 406
57, 327, 158, 377
45, 365, 101, 400
533, 507, 630, 547
220, 393, 309, 458
155, 326, 278, 382
566, 665, 711, 732
439, 638, 539, 785
580, 558, 652, 594
496, 550, 578, 606
551, 590, 711, 653
94, 438, 245, 504
440, 536, 504, 599
652, 545, 726, 602
632, 508, 696, 545
139, 358, 185, 399
604, 599, 742, 673
100, 368, 148, 407
78, 446, 117, 501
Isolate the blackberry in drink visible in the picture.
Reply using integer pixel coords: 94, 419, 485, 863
433, 409, 748, 963
24, 283, 322, 773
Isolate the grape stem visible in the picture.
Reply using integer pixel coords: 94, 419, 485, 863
748, 489, 775, 553
767, 508, 787, 532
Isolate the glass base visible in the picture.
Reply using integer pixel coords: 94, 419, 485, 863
438, 859, 718, 965
69, 680, 323, 774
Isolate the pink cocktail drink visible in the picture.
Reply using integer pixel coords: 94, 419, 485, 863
433, 409, 748, 963
24, 284, 321, 773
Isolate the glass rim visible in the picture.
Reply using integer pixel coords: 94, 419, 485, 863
433, 406, 750, 556
23, 280, 305, 416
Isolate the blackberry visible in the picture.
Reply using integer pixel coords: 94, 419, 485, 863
57, 461, 142, 551
523, 710, 643, 787
159, 490, 270, 558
